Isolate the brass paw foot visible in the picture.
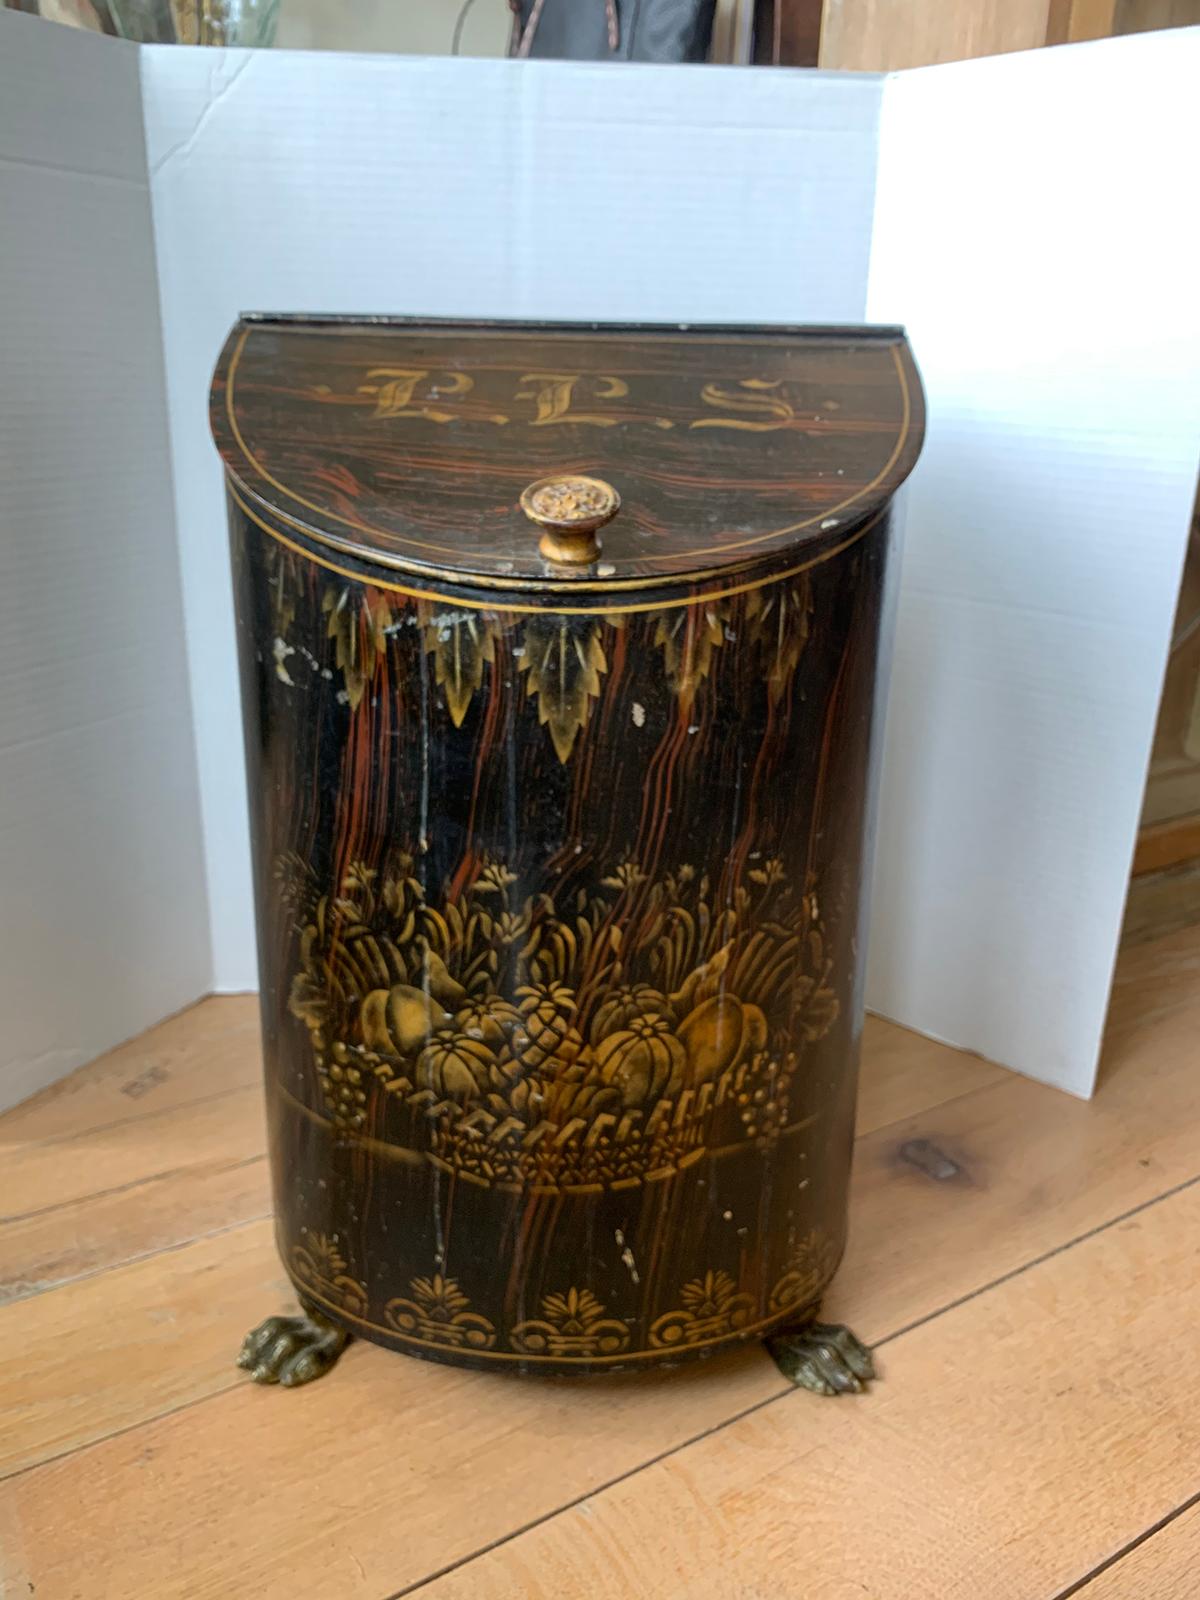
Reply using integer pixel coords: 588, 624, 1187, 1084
236, 1310, 349, 1387
767, 1320, 876, 1396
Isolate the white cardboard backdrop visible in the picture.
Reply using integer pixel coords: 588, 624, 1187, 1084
864, 35, 1200, 1091
2, 12, 1198, 1107
0, 17, 210, 1113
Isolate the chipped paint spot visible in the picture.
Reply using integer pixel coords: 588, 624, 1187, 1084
615, 1227, 640, 1283
631, 702, 646, 727
272, 637, 295, 685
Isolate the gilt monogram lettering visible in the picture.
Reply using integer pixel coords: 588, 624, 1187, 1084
690, 378, 796, 431
516, 372, 631, 427
361, 366, 480, 422
351, 368, 804, 432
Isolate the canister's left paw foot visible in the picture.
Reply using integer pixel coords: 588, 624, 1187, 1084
767, 1320, 875, 1395
236, 1310, 349, 1387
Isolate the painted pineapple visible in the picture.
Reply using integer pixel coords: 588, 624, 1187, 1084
504, 982, 585, 1077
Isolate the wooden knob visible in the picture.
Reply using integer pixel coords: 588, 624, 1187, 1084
520, 475, 620, 564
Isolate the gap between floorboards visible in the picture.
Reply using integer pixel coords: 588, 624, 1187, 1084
1048, 1485, 1200, 1600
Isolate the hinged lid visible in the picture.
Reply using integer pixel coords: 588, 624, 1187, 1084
210, 316, 924, 594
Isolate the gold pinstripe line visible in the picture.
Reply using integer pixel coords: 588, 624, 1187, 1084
230, 484, 883, 617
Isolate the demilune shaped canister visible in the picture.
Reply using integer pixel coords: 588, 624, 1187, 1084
209, 316, 925, 1393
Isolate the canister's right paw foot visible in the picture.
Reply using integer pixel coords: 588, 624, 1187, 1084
767, 1320, 875, 1396
236, 1310, 348, 1387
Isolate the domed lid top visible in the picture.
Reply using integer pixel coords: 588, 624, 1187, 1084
210, 316, 924, 593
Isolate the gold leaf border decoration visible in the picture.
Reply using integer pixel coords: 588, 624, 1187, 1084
746, 573, 812, 704
384, 1272, 497, 1350
649, 1269, 754, 1350
275, 565, 817, 739
290, 1232, 368, 1318
518, 616, 607, 764
766, 1228, 839, 1317
322, 583, 393, 710
419, 604, 500, 728
652, 600, 728, 712
510, 1287, 631, 1358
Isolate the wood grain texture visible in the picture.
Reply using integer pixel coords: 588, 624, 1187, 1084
819, 0, 1200, 68
1132, 813, 1200, 876
1074, 1501, 1200, 1597
1046, 0, 1117, 41
0, 1220, 290, 1479
3, 1085, 265, 1222
3, 1331, 787, 1599
1114, 0, 1200, 31
417, 1181, 1200, 1600
1104, 915, 1200, 1039
0, 997, 267, 1303
827, 925, 1200, 1339
854, 1015, 1003, 1135
1121, 858, 1200, 946
1128, 428, 1199, 944
0, 1150, 269, 1306
819, 0, 1052, 70
0, 994, 259, 1146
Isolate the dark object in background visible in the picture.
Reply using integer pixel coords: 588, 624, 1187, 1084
752, 0, 823, 64
506, 0, 716, 60
210, 315, 924, 1392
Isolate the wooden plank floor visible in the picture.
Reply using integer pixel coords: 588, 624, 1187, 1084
1, 923, 1197, 1599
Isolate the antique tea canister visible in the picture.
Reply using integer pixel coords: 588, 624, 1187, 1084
210, 317, 924, 1393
